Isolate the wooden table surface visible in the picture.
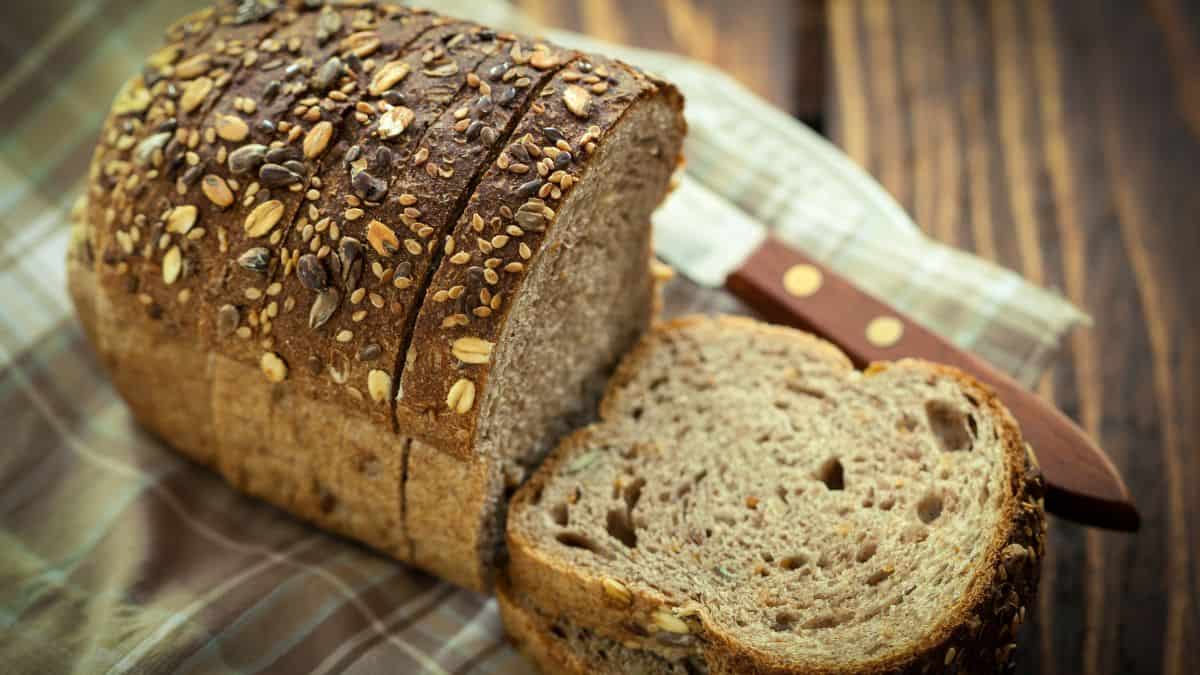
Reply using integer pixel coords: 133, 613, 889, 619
518, 1, 1198, 673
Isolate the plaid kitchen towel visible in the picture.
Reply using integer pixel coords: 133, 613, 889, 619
0, 1, 1087, 673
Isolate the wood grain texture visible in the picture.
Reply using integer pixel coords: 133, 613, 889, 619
513, 0, 826, 119
827, 1, 1200, 674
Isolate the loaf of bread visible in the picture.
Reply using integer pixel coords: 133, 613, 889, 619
69, 0, 684, 590
503, 316, 1046, 674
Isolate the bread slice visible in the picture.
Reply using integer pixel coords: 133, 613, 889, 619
504, 315, 1045, 674
499, 582, 702, 675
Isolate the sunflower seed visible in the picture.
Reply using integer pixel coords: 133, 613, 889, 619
316, 6, 342, 45
297, 253, 327, 290
351, 169, 387, 201
133, 132, 171, 167
357, 342, 382, 362
313, 56, 343, 91
216, 304, 239, 338
228, 143, 268, 174
259, 162, 303, 187
338, 237, 363, 282
309, 287, 341, 329
237, 246, 271, 272
266, 146, 302, 164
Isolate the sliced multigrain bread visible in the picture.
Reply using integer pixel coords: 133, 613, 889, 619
504, 315, 1046, 674
73, 0, 684, 591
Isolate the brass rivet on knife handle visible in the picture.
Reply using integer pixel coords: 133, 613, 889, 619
866, 316, 904, 348
782, 264, 823, 297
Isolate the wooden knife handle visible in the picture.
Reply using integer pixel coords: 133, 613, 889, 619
725, 235, 1139, 531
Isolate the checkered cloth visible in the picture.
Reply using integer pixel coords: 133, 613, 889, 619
0, 1, 1086, 673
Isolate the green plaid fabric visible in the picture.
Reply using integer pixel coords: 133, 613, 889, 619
0, 1, 1086, 673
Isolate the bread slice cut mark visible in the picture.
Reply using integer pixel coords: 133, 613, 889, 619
378, 50, 578, 433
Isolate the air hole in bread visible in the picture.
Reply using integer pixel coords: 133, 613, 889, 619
866, 567, 894, 586
358, 454, 381, 477
631, 406, 644, 420
916, 492, 944, 524
815, 458, 845, 491
776, 485, 789, 504
761, 551, 775, 563
606, 508, 638, 548
856, 540, 878, 563
772, 611, 800, 632
529, 484, 544, 506
556, 531, 602, 554
648, 376, 668, 391
550, 624, 567, 640
925, 400, 974, 452
801, 612, 849, 630
714, 510, 738, 526
879, 495, 895, 511
780, 553, 809, 570
550, 502, 569, 527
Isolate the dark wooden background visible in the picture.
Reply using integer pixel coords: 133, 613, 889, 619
516, 1, 1199, 673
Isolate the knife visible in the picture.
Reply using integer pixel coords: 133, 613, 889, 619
653, 178, 1139, 531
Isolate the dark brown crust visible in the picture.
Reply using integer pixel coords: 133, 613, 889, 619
398, 57, 685, 459
262, 29, 575, 430
505, 315, 1046, 675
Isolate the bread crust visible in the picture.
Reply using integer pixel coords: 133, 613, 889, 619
505, 315, 1046, 675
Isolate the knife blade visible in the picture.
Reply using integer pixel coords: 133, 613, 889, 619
654, 178, 1139, 531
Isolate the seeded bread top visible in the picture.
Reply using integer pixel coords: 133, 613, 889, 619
506, 315, 1046, 674
91, 3, 277, 322
397, 60, 683, 455
87, 1, 684, 452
